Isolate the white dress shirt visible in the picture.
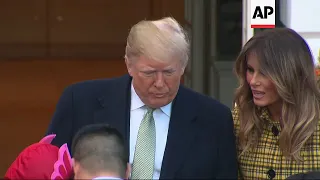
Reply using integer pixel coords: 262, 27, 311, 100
93, 177, 121, 180
129, 84, 171, 180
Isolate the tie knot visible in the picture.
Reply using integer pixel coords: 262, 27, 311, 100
146, 106, 155, 113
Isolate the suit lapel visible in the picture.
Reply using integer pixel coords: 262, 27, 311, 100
94, 75, 132, 150
160, 86, 198, 178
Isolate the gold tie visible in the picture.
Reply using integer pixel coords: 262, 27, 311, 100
131, 107, 156, 179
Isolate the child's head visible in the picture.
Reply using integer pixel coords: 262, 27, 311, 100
5, 134, 73, 179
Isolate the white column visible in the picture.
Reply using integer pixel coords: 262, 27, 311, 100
242, 0, 254, 46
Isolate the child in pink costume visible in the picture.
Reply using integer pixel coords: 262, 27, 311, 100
4, 134, 73, 179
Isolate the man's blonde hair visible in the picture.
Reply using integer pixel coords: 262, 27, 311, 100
125, 17, 189, 68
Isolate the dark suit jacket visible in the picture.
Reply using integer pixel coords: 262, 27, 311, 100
286, 172, 320, 179
46, 74, 237, 179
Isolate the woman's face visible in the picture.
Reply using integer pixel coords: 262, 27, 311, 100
246, 54, 281, 108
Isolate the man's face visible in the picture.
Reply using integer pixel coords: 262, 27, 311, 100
126, 56, 184, 108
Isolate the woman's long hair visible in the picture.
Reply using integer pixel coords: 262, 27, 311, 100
234, 28, 320, 161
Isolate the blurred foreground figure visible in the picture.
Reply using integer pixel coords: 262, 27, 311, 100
46, 16, 237, 179
286, 171, 320, 179
72, 124, 129, 179
4, 134, 73, 179
233, 28, 320, 179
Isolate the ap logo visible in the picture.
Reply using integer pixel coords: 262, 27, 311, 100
251, 0, 275, 28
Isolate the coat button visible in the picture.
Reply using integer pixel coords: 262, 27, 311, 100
272, 125, 279, 136
267, 169, 276, 179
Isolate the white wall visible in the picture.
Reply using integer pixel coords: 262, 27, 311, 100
280, 0, 320, 65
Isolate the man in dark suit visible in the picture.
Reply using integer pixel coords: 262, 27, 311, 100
46, 17, 237, 179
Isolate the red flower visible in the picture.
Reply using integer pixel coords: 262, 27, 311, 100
315, 68, 320, 76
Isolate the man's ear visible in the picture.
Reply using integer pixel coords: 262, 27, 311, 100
125, 163, 131, 179
125, 57, 133, 76
180, 63, 186, 75
72, 158, 78, 176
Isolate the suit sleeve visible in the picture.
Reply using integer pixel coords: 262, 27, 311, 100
46, 85, 74, 150
216, 109, 238, 179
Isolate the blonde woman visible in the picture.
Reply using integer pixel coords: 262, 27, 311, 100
233, 28, 320, 179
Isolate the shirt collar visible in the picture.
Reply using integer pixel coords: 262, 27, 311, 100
92, 176, 121, 180
130, 83, 172, 117
130, 83, 145, 110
